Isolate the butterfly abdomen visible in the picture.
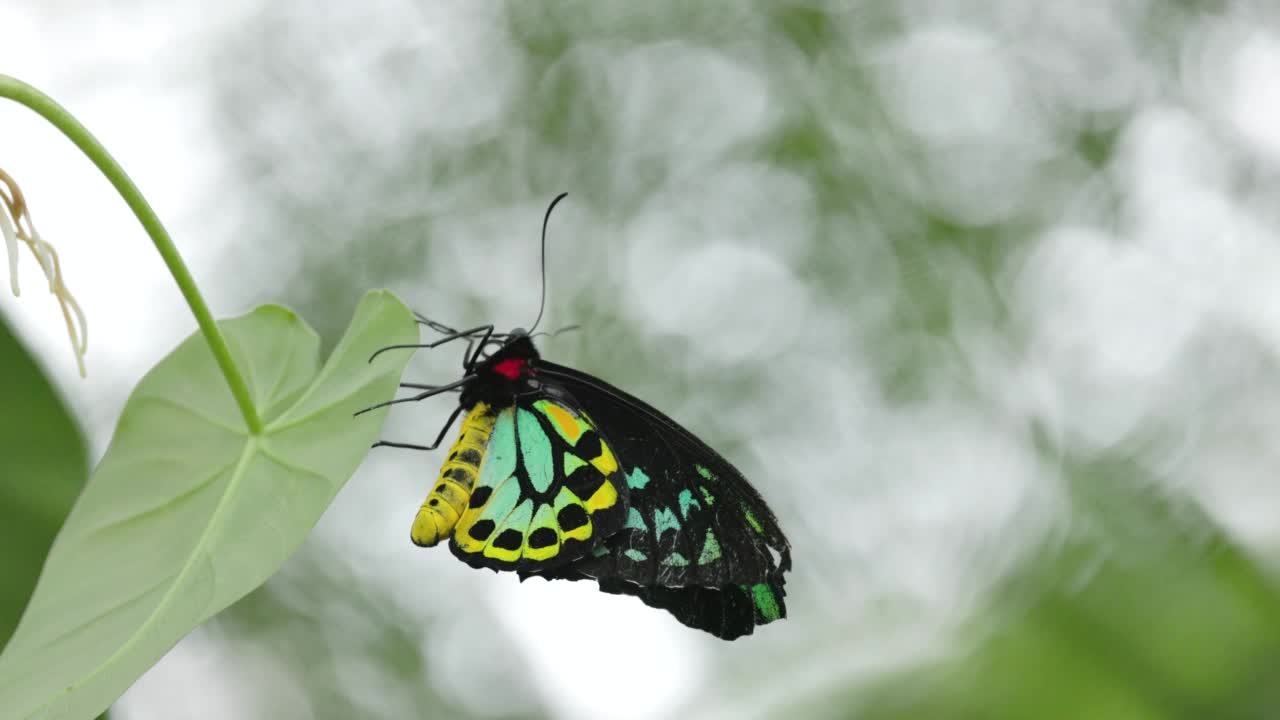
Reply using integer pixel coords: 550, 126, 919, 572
411, 402, 496, 547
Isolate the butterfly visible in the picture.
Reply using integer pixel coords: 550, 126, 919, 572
361, 194, 791, 639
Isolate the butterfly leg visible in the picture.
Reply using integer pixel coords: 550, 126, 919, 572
414, 312, 461, 336
399, 382, 463, 392
462, 329, 511, 367
464, 325, 496, 367
367, 324, 495, 363
371, 404, 466, 452
414, 313, 480, 366
353, 375, 473, 416
460, 338, 477, 369
395, 317, 510, 368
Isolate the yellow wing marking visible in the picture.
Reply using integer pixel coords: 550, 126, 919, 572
584, 480, 619, 513
538, 400, 586, 444
590, 440, 618, 475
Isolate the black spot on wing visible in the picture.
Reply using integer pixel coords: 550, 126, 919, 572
574, 430, 602, 460
469, 486, 493, 509
493, 529, 524, 551
564, 464, 603, 500
557, 504, 589, 531
528, 527, 558, 549
469, 519, 495, 541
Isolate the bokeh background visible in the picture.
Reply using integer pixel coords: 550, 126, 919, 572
5, 2, 1280, 718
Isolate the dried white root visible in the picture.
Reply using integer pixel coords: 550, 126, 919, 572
0, 168, 88, 377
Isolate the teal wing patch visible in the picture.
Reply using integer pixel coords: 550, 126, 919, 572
450, 401, 628, 571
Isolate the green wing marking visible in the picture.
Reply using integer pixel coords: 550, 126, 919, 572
450, 401, 628, 571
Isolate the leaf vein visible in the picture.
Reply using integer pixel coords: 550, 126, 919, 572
23, 439, 260, 717
133, 394, 245, 435
265, 376, 386, 434
83, 460, 235, 537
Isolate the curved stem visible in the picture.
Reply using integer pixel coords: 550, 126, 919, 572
0, 74, 264, 434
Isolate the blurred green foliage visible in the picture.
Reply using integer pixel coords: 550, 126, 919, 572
0, 313, 88, 652
219, 550, 550, 720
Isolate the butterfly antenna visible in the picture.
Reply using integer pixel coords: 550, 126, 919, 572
529, 192, 568, 335
531, 324, 581, 340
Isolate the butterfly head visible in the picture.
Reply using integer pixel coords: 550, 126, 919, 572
460, 331, 542, 406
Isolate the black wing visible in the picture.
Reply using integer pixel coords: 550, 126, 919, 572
530, 361, 791, 638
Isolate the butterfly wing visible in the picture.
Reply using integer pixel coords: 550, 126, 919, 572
597, 575, 787, 641
531, 361, 791, 637
449, 395, 629, 572
532, 563, 786, 640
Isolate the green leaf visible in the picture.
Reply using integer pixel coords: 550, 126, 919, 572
0, 290, 417, 720
0, 313, 90, 652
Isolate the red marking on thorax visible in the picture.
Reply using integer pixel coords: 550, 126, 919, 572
492, 358, 526, 380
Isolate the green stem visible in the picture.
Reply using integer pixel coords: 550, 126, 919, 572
0, 74, 264, 434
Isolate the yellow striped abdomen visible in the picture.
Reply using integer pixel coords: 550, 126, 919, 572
411, 402, 497, 547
